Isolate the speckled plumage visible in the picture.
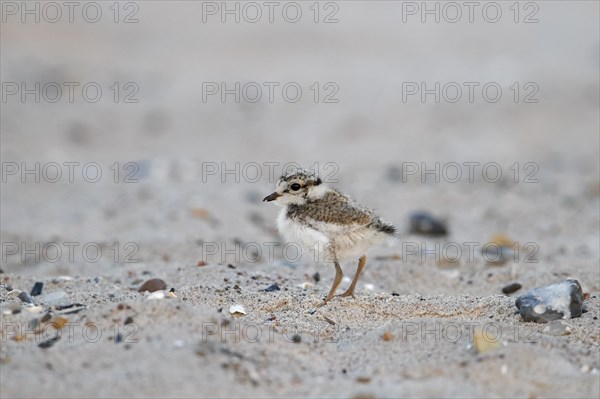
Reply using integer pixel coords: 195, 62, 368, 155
263, 169, 396, 304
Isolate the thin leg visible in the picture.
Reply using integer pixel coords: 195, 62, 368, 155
320, 260, 343, 305
338, 255, 366, 298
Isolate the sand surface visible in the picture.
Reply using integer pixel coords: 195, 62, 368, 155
1, 1, 599, 398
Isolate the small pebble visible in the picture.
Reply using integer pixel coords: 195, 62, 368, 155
312, 273, 320, 283
30, 282, 44, 296
489, 234, 516, 248
262, 284, 280, 292
291, 334, 301, 343
409, 211, 448, 236
473, 328, 501, 354
18, 292, 35, 304
197, 261, 208, 267
483, 235, 518, 265
1, 304, 21, 315
382, 332, 394, 341
138, 278, 167, 293
38, 335, 61, 349
173, 339, 186, 348
51, 317, 69, 330
298, 282, 314, 289
124, 316, 134, 325
515, 279, 584, 323
502, 283, 522, 295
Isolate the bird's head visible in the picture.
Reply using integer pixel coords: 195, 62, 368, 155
263, 170, 325, 206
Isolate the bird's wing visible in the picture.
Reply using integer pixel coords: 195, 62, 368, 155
304, 200, 374, 234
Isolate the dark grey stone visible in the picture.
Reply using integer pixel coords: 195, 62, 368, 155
515, 279, 584, 323
409, 211, 448, 236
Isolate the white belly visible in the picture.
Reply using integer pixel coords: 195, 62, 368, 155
276, 207, 390, 263
277, 208, 330, 251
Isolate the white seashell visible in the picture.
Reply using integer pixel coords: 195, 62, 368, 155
364, 283, 375, 291
229, 304, 247, 315
25, 305, 44, 313
297, 282, 314, 289
6, 290, 22, 299
52, 276, 74, 282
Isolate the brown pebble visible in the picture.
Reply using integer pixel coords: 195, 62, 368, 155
502, 282, 522, 295
12, 335, 25, 342
51, 317, 68, 330
190, 208, 209, 219
473, 328, 501, 354
197, 261, 208, 267
41, 313, 52, 323
138, 278, 167, 293
583, 292, 591, 300
382, 331, 394, 341
355, 376, 371, 384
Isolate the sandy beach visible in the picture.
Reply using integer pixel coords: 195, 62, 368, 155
1, 1, 599, 398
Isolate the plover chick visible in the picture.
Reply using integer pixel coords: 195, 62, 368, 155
263, 169, 395, 305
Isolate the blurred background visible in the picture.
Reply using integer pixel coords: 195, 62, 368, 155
1, 1, 598, 291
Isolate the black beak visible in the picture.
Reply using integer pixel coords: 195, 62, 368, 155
263, 192, 281, 202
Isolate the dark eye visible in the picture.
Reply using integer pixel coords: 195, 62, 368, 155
290, 183, 301, 191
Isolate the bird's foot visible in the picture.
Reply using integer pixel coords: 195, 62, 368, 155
316, 300, 328, 307
336, 289, 355, 298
